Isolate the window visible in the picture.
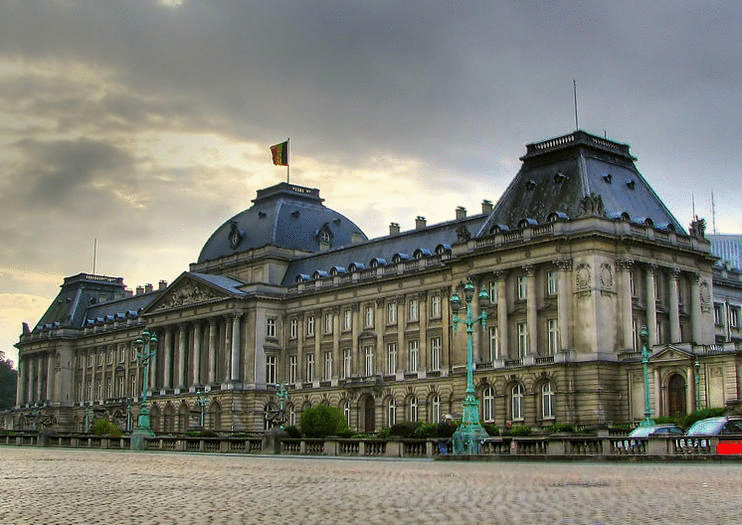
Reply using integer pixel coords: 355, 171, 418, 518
547, 319, 559, 356
541, 382, 555, 419
306, 354, 315, 382
387, 398, 397, 426
408, 298, 419, 322
517, 276, 527, 300
488, 281, 498, 304
343, 309, 352, 331
656, 320, 663, 344
364, 345, 374, 376
387, 302, 397, 324
632, 319, 638, 350
117, 376, 124, 397
517, 322, 528, 358
106, 380, 112, 399
130, 376, 137, 397
342, 349, 352, 379
511, 384, 524, 421
482, 386, 495, 422
430, 294, 441, 318
306, 316, 315, 337
344, 401, 351, 427
408, 340, 419, 372
431, 395, 441, 424
289, 355, 297, 384
408, 396, 418, 422
289, 406, 296, 426
265, 355, 276, 384
547, 271, 558, 296
387, 343, 397, 375
364, 305, 374, 328
290, 318, 298, 339
731, 307, 740, 329
629, 270, 636, 297
266, 318, 276, 338
324, 312, 333, 334
430, 337, 441, 371
714, 304, 723, 326
324, 351, 333, 380
489, 326, 499, 361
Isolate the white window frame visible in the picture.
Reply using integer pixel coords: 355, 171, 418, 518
290, 318, 298, 339
387, 342, 397, 375
323, 351, 333, 380
387, 398, 397, 426
547, 271, 558, 296
489, 326, 499, 361
387, 302, 397, 324
289, 355, 297, 384
431, 395, 441, 424
364, 345, 374, 376
408, 298, 419, 322
430, 294, 441, 319
430, 336, 441, 371
517, 275, 527, 301
265, 355, 276, 384
343, 309, 352, 331
714, 303, 723, 326
364, 305, 374, 328
511, 384, 524, 421
342, 349, 352, 379
547, 318, 559, 356
541, 382, 555, 419
483, 386, 495, 423
408, 396, 418, 422
266, 318, 276, 338
306, 354, 315, 382
488, 280, 498, 304
306, 316, 315, 337
517, 322, 528, 358
343, 401, 351, 427
408, 340, 419, 372
731, 306, 740, 329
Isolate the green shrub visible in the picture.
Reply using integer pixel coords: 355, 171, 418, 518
653, 416, 680, 426
412, 423, 441, 439
502, 424, 531, 437
299, 404, 350, 438
388, 421, 420, 438
436, 420, 458, 438
681, 407, 726, 429
377, 428, 390, 439
90, 418, 122, 437
545, 423, 576, 434
185, 429, 218, 437
483, 423, 500, 436
284, 425, 301, 438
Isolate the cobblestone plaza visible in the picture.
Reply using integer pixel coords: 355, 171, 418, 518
2, 447, 741, 524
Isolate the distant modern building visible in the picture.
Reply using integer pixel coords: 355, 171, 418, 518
709, 234, 742, 270
7, 130, 741, 433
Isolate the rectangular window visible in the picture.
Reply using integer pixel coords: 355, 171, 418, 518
488, 281, 498, 304
364, 345, 374, 376
629, 270, 636, 297
117, 376, 124, 397
517, 322, 528, 358
342, 349, 352, 379
489, 326, 499, 361
265, 355, 276, 384
324, 312, 333, 335
290, 318, 298, 339
542, 383, 555, 419
289, 355, 297, 384
430, 336, 441, 371
306, 316, 315, 336
714, 304, 723, 326
731, 307, 740, 329
266, 318, 276, 338
343, 309, 352, 331
364, 305, 374, 328
547, 271, 558, 296
517, 276, 527, 300
306, 354, 315, 382
387, 302, 397, 325
547, 319, 559, 356
632, 319, 638, 350
324, 351, 333, 380
430, 294, 441, 319
408, 340, 419, 372
387, 342, 397, 375
408, 397, 418, 422
408, 298, 419, 322
656, 320, 663, 345
130, 376, 136, 397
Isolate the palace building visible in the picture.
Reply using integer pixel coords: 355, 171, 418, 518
9, 130, 742, 433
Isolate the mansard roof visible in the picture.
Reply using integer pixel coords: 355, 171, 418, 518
197, 182, 368, 263
477, 130, 685, 237
282, 214, 487, 286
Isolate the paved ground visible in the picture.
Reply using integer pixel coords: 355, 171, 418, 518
1, 447, 741, 524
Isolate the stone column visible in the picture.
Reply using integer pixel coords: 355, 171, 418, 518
46, 351, 55, 403
556, 260, 572, 351
375, 299, 384, 375
15, 357, 25, 407
669, 269, 682, 343
163, 327, 172, 389
192, 322, 202, 387
177, 324, 187, 389
149, 335, 158, 391
36, 356, 44, 403
397, 296, 406, 371
496, 272, 508, 360
441, 286, 451, 375
471, 283, 482, 363
223, 316, 231, 384
646, 264, 658, 347
690, 274, 703, 345
297, 314, 305, 383
332, 307, 340, 382
230, 313, 242, 383
617, 259, 635, 350
207, 318, 217, 385
654, 368, 662, 418
419, 292, 428, 372
524, 265, 537, 356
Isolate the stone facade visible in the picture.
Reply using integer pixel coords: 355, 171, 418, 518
9, 131, 742, 433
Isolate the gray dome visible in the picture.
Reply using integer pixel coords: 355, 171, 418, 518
198, 183, 368, 263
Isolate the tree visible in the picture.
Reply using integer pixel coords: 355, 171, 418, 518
299, 404, 350, 438
0, 351, 17, 410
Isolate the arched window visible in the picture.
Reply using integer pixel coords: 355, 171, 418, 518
511, 384, 525, 421
430, 395, 441, 424
387, 398, 397, 427
408, 396, 418, 422
541, 382, 555, 419
343, 401, 351, 427
482, 386, 495, 423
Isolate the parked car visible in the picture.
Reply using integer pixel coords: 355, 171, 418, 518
628, 423, 684, 438
686, 416, 742, 436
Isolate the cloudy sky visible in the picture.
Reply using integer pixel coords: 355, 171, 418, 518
1, 0, 741, 367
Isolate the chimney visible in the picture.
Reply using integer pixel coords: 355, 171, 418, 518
135, 286, 145, 296
415, 216, 426, 230
158, 280, 168, 290
144, 283, 154, 294
482, 200, 493, 214
389, 222, 400, 235
352, 232, 364, 244
456, 206, 467, 220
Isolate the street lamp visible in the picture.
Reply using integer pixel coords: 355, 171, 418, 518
694, 357, 701, 411
130, 329, 157, 450
639, 325, 655, 427
450, 280, 490, 455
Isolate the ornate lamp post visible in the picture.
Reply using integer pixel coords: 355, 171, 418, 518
694, 357, 702, 411
639, 325, 655, 427
196, 391, 207, 429
83, 401, 91, 433
450, 280, 490, 455
130, 329, 157, 450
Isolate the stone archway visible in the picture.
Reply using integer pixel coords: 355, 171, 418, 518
668, 374, 687, 419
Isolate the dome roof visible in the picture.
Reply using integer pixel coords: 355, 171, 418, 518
198, 183, 368, 263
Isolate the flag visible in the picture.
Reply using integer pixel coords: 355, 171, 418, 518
270, 141, 288, 166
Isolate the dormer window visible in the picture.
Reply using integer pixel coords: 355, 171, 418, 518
526, 180, 537, 190
553, 172, 566, 184
626, 179, 635, 190
603, 174, 612, 183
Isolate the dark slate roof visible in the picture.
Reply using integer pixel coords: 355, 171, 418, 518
198, 182, 368, 263
282, 215, 487, 285
189, 272, 248, 296
85, 291, 160, 323
477, 131, 685, 237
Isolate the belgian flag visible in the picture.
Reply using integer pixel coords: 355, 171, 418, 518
270, 141, 288, 166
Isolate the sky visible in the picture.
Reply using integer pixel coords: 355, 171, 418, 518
1, 0, 741, 368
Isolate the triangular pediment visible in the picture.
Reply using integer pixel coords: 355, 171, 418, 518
144, 272, 245, 313
650, 345, 695, 363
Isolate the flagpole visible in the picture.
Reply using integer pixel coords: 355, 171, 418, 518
287, 137, 290, 184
